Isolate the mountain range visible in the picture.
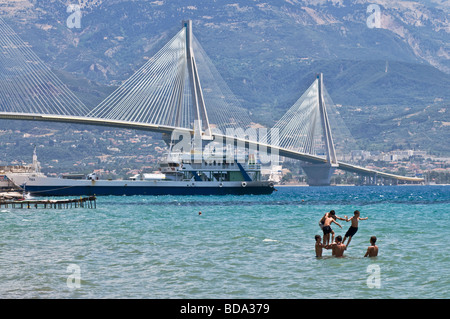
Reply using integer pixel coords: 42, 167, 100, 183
0, 0, 449, 162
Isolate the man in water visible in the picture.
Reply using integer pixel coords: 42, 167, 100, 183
315, 235, 324, 257
319, 210, 346, 245
364, 236, 379, 257
322, 214, 342, 245
342, 210, 368, 248
319, 210, 346, 230
325, 235, 346, 257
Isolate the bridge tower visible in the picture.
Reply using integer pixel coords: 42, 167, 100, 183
182, 20, 212, 140
301, 73, 339, 186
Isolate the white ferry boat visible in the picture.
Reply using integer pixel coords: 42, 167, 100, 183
5, 149, 275, 196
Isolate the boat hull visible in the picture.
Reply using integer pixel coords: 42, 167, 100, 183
22, 184, 274, 196
7, 175, 275, 196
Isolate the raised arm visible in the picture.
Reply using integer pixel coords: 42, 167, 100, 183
332, 219, 342, 228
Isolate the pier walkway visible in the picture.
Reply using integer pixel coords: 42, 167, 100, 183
0, 196, 97, 209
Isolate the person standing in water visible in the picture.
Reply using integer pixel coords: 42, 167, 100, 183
322, 214, 342, 245
319, 210, 346, 230
325, 235, 346, 257
319, 210, 346, 245
364, 236, 379, 257
315, 235, 324, 257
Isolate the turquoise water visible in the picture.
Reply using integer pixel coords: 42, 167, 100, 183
0, 185, 448, 299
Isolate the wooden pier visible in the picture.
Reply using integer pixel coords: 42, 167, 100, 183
0, 196, 96, 209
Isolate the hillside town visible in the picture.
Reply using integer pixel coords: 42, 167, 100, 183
1, 127, 448, 185
276, 149, 449, 185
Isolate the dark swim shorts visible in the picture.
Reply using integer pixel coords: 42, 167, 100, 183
323, 226, 332, 235
345, 226, 358, 237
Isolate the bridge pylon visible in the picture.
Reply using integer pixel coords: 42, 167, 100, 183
301, 162, 336, 186
301, 73, 338, 186
182, 20, 212, 140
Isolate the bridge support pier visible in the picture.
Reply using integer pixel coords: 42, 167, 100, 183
301, 163, 337, 186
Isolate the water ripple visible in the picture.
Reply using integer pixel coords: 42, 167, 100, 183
0, 185, 448, 298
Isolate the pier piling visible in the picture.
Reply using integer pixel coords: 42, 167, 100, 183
0, 196, 96, 209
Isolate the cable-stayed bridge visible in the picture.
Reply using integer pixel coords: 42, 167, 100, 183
0, 18, 423, 185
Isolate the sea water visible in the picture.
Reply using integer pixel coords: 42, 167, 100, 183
0, 185, 448, 299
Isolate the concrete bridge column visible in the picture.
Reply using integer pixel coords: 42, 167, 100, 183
301, 163, 337, 186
